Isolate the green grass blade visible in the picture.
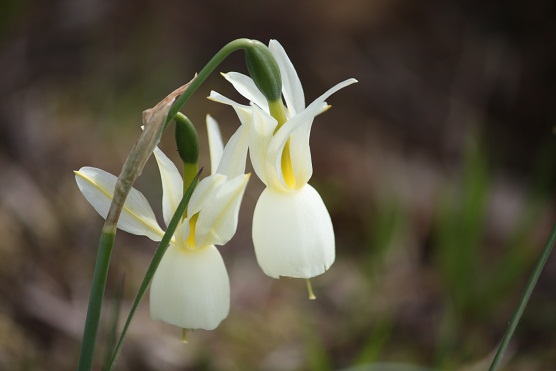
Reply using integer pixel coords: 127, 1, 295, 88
488, 222, 556, 370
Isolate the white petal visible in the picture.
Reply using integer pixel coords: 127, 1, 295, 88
187, 174, 226, 217
269, 40, 305, 115
216, 124, 249, 178
206, 115, 224, 175
75, 167, 164, 241
153, 147, 184, 227
267, 78, 358, 189
249, 105, 278, 187
222, 72, 268, 110
252, 184, 335, 279
288, 118, 314, 187
265, 105, 322, 190
195, 173, 250, 247
208, 91, 253, 125
173, 219, 190, 249
150, 245, 230, 330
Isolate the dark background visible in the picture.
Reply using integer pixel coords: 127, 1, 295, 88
0, 0, 555, 370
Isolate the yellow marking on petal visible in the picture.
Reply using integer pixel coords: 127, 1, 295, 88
281, 141, 296, 189
269, 100, 296, 189
186, 212, 199, 249
181, 328, 189, 343
74, 170, 165, 239
306, 279, 317, 300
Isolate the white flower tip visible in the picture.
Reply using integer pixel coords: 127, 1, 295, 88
207, 91, 219, 101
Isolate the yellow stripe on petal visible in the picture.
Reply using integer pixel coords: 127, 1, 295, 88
75, 167, 165, 242
281, 141, 296, 189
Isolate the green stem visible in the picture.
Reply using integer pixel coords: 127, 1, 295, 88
488, 222, 556, 371
77, 231, 115, 371
164, 38, 258, 127
107, 170, 201, 371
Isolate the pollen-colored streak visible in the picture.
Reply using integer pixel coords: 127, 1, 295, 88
281, 141, 296, 189
186, 213, 199, 249
181, 328, 189, 343
269, 100, 296, 189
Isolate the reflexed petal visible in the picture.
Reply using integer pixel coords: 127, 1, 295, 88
206, 115, 224, 175
216, 124, 249, 178
195, 173, 250, 247
173, 219, 190, 249
187, 174, 226, 217
207, 114, 249, 178
288, 118, 314, 187
249, 105, 278, 187
265, 105, 323, 190
252, 184, 335, 279
75, 167, 164, 241
150, 245, 230, 330
267, 78, 358, 190
208, 91, 252, 125
222, 72, 268, 110
153, 147, 183, 227
269, 39, 305, 115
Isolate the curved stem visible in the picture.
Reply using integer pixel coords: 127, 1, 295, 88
165, 38, 256, 127
488, 222, 556, 370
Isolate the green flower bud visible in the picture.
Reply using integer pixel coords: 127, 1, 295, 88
175, 113, 199, 165
245, 40, 282, 103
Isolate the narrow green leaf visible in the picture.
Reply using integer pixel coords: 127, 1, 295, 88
78, 232, 115, 371
488, 222, 556, 370
102, 274, 125, 371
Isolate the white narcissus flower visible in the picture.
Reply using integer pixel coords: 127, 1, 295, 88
209, 39, 357, 282
74, 116, 249, 331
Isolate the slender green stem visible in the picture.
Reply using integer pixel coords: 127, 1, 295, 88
164, 38, 257, 127
488, 222, 556, 371
101, 274, 124, 371
106, 170, 201, 371
77, 231, 115, 370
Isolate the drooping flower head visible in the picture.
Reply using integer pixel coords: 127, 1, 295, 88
75, 116, 249, 330
210, 40, 357, 282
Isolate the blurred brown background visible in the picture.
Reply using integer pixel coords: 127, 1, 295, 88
0, 0, 555, 370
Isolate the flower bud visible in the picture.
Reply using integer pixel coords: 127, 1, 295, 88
175, 114, 199, 165
245, 40, 282, 103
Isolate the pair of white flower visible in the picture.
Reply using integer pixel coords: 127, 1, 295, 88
75, 39, 355, 331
